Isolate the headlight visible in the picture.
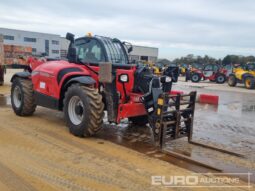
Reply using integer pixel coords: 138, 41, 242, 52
165, 76, 171, 82
119, 74, 129, 83
161, 76, 171, 83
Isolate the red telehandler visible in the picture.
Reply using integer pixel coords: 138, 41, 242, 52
11, 33, 195, 146
190, 64, 227, 84
10, 33, 243, 168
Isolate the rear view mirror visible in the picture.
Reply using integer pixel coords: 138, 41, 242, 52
128, 46, 133, 53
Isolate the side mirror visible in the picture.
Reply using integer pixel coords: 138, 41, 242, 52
128, 46, 133, 53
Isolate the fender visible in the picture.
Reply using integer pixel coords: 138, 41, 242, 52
58, 76, 96, 110
242, 73, 254, 81
10, 72, 31, 82
64, 76, 96, 89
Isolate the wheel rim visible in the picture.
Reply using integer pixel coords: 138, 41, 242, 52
246, 79, 251, 87
68, 96, 84, 125
218, 76, 224, 82
13, 86, 22, 108
192, 75, 199, 81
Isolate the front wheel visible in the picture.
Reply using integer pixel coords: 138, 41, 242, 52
228, 75, 237, 87
11, 78, 36, 116
244, 77, 255, 89
190, 73, 201, 83
63, 84, 104, 137
215, 74, 226, 84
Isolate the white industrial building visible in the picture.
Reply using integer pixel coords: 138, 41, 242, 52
0, 28, 158, 62
0, 28, 61, 59
129, 45, 158, 63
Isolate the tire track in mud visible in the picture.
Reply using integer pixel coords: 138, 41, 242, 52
0, 161, 37, 191
0, 107, 253, 189
0, 108, 165, 191
2, 144, 149, 191
0, 131, 150, 191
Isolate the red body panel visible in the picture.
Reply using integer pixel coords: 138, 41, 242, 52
30, 59, 147, 123
117, 103, 147, 123
32, 61, 91, 99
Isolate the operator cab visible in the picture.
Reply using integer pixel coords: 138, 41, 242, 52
246, 62, 255, 71
69, 33, 134, 69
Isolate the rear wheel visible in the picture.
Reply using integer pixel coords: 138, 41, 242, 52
228, 75, 237, 87
215, 74, 226, 84
64, 84, 104, 137
129, 115, 148, 126
190, 73, 201, 83
244, 77, 255, 89
11, 78, 36, 116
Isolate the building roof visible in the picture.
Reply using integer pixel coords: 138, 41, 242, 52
0, 27, 60, 37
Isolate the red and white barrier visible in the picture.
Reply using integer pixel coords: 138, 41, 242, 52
170, 90, 219, 105
198, 94, 219, 105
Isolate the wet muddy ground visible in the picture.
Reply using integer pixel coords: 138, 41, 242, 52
2, 100, 251, 190
97, 84, 255, 183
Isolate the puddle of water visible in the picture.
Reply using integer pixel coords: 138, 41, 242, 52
97, 123, 254, 180
197, 100, 255, 119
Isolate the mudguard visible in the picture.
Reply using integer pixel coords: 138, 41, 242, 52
242, 73, 254, 80
64, 76, 96, 89
10, 72, 31, 82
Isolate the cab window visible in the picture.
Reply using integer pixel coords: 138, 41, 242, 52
212, 65, 219, 71
76, 39, 105, 63
247, 64, 255, 71
204, 65, 213, 71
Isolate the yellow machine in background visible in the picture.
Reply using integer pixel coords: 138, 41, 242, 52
228, 62, 255, 89
141, 61, 162, 75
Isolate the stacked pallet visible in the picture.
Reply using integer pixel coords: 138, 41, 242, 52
4, 44, 32, 65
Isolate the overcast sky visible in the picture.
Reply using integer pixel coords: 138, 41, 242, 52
1, 0, 255, 60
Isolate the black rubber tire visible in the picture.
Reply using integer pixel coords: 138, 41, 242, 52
63, 84, 104, 137
11, 78, 36, 116
228, 75, 237, 87
244, 77, 255, 89
190, 73, 201, 83
215, 73, 226, 84
129, 115, 148, 126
